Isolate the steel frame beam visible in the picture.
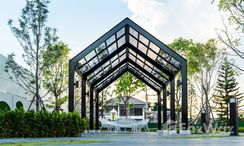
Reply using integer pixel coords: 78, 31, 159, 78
89, 87, 94, 130
81, 78, 87, 118
163, 88, 167, 124
170, 78, 176, 122
157, 92, 162, 130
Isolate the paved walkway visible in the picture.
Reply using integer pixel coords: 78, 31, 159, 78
0, 132, 244, 146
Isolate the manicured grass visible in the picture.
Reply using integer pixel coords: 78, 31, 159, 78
0, 140, 102, 146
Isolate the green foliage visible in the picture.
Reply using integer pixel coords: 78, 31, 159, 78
114, 72, 145, 116
5, 0, 58, 111
42, 42, 70, 111
0, 109, 87, 138
0, 101, 11, 112
213, 57, 244, 124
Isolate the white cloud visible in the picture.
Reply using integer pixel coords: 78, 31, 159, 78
123, 0, 223, 43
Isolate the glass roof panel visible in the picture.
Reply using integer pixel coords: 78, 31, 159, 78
106, 35, 116, 46
111, 55, 118, 62
138, 43, 148, 54
79, 58, 86, 66
147, 49, 157, 60
81, 64, 90, 73
137, 54, 145, 63
119, 48, 126, 56
149, 42, 160, 54
129, 35, 138, 48
117, 35, 126, 48
159, 50, 171, 61
112, 59, 119, 68
129, 53, 136, 62
129, 27, 138, 39
144, 65, 152, 73
136, 59, 144, 67
85, 50, 96, 62
108, 43, 117, 54
156, 56, 168, 66
129, 48, 136, 56
88, 56, 99, 68
117, 27, 125, 38
98, 49, 109, 61
120, 53, 126, 61
170, 57, 180, 68
95, 43, 106, 54
139, 34, 149, 46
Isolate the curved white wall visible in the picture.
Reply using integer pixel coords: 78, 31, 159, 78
0, 54, 35, 111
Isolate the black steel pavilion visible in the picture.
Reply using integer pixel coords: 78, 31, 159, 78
68, 18, 188, 131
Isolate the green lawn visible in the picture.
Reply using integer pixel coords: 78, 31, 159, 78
0, 140, 102, 146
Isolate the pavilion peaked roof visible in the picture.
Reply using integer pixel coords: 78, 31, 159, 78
70, 17, 186, 92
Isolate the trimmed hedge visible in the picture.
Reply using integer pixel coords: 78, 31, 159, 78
0, 109, 88, 138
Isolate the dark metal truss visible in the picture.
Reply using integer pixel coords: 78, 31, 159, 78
68, 17, 188, 129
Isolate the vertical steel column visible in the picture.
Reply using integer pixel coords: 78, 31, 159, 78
181, 63, 188, 130
163, 88, 167, 124
170, 79, 175, 122
89, 87, 94, 130
81, 78, 86, 118
95, 92, 99, 130
157, 92, 162, 130
68, 62, 75, 112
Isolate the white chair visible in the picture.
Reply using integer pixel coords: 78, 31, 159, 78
99, 118, 118, 132
137, 119, 150, 132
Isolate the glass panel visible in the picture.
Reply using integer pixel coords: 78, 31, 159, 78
79, 58, 86, 66
95, 43, 106, 54
98, 49, 109, 61
129, 35, 137, 48
129, 54, 136, 62
129, 27, 138, 38
81, 64, 90, 73
149, 42, 160, 54
85, 50, 96, 62
157, 57, 168, 66
137, 54, 145, 63
108, 43, 117, 54
139, 34, 149, 45
166, 64, 177, 72
119, 49, 126, 56
94, 67, 102, 75
106, 35, 116, 46
117, 27, 125, 38
111, 55, 118, 62
129, 48, 136, 56
136, 59, 144, 67
117, 36, 126, 48
120, 53, 126, 61
147, 49, 157, 60
159, 50, 171, 61
102, 61, 110, 68
138, 43, 147, 54
170, 58, 180, 68
145, 61, 153, 68
88, 57, 99, 68
144, 65, 152, 73
112, 60, 119, 68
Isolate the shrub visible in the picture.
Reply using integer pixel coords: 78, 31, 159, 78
0, 109, 87, 138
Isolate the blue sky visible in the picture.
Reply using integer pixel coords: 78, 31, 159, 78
1, 0, 244, 91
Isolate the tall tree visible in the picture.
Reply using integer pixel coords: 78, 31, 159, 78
213, 57, 243, 124
42, 42, 70, 111
4, 0, 58, 111
215, 0, 244, 70
169, 38, 222, 127
114, 72, 145, 117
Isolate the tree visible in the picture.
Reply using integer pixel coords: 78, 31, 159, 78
215, 0, 244, 71
4, 0, 58, 111
42, 42, 70, 111
169, 38, 222, 128
114, 72, 145, 117
213, 57, 243, 124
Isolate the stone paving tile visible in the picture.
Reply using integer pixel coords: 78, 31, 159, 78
0, 132, 244, 146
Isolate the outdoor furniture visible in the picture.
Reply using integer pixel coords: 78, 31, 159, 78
116, 118, 137, 132
99, 118, 118, 132
137, 119, 150, 132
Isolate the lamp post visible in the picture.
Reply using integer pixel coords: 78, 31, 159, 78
229, 97, 239, 136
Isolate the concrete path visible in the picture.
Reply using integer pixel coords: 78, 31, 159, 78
0, 132, 244, 146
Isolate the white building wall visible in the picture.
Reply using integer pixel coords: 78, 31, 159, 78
0, 54, 35, 111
